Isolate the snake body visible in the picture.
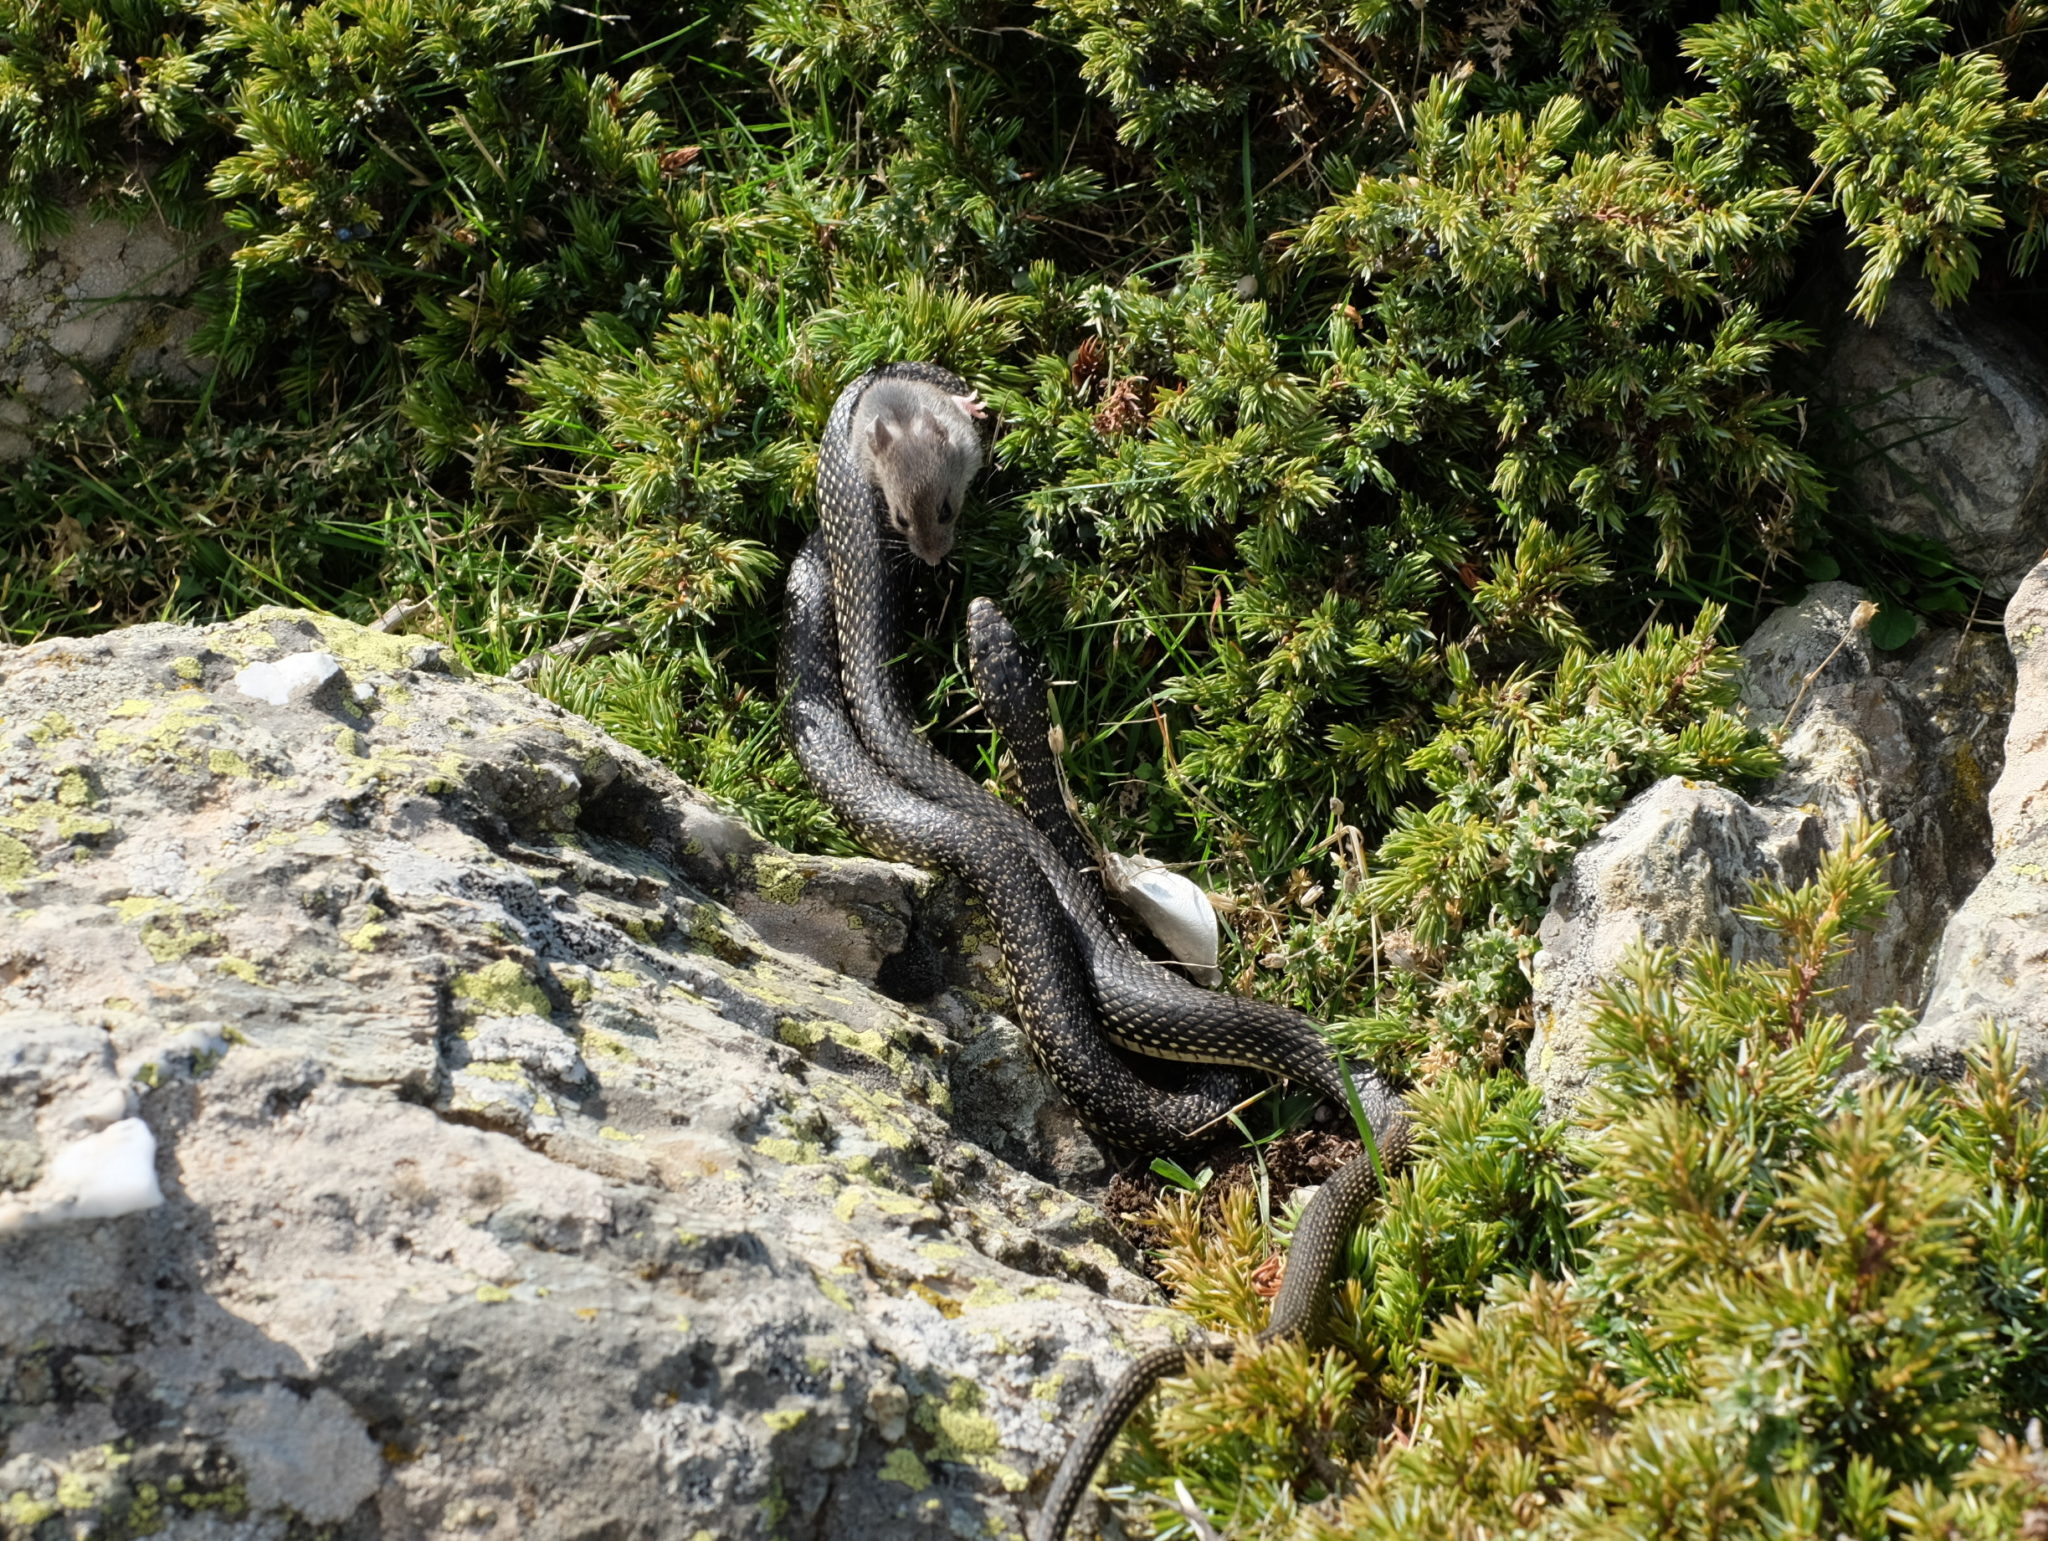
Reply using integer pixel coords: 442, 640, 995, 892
783, 534, 1254, 1145
786, 364, 1414, 1541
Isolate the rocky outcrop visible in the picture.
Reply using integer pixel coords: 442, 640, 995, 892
1817, 280, 2048, 596
1527, 780, 1824, 1113
1905, 561, 2048, 1079
0, 209, 213, 459
0, 610, 1170, 1540
1736, 583, 2013, 1020
1529, 582, 2013, 1115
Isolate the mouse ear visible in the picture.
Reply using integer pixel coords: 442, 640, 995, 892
868, 416, 894, 451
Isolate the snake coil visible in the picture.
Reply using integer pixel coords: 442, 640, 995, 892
783, 363, 1414, 1541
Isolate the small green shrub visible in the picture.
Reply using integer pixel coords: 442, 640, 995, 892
1104, 828, 2048, 1539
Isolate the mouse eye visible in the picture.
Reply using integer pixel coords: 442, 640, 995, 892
938, 501, 957, 525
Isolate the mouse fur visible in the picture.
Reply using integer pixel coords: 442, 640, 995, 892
854, 377, 985, 565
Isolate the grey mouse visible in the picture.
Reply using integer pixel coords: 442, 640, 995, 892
853, 377, 986, 565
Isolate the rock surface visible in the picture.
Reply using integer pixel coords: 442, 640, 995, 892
1907, 560, 2048, 1078
1527, 779, 1824, 1114
0, 209, 213, 459
1817, 280, 2048, 595
1529, 581, 2014, 1115
0, 610, 1174, 1540
1737, 582, 2013, 1020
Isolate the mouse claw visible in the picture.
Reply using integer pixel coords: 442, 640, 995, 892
955, 392, 989, 420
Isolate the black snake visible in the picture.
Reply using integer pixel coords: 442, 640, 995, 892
781, 362, 1414, 1541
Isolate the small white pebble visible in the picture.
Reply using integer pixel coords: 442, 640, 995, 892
234, 651, 343, 706
0, 1118, 164, 1233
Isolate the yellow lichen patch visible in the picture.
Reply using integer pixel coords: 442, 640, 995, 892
474, 1283, 513, 1304
878, 1448, 931, 1493
170, 656, 205, 682
918, 1381, 1026, 1490
761, 1407, 808, 1432
462, 1062, 529, 1083
208, 749, 253, 778
215, 956, 261, 984
415, 750, 469, 796
757, 1137, 825, 1165
122, 705, 219, 769
834, 1184, 938, 1224
557, 970, 595, 1003
823, 1082, 918, 1151
600, 969, 643, 989
1, 796, 116, 845
140, 913, 222, 963
751, 854, 810, 906
54, 768, 94, 806
221, 609, 455, 680
910, 1283, 964, 1319
597, 1125, 640, 1142
346, 921, 387, 952
449, 959, 551, 1016
108, 698, 156, 718
0, 833, 35, 890
2, 1492, 60, 1528
830, 1023, 891, 1061
963, 1278, 1016, 1312
28, 712, 78, 744
580, 1030, 634, 1061
778, 1017, 830, 1050
334, 727, 366, 757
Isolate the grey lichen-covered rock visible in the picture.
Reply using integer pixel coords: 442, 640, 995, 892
1527, 581, 2017, 1117
0, 209, 213, 460
1817, 280, 2048, 596
1906, 560, 2048, 1079
0, 609, 1176, 1540
1527, 779, 1824, 1116
1738, 581, 2013, 1020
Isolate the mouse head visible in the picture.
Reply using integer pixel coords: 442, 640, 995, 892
865, 400, 982, 566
